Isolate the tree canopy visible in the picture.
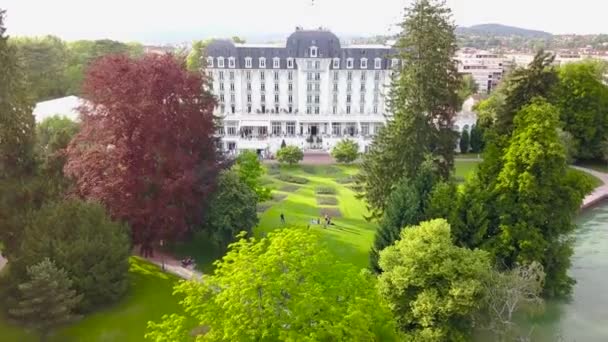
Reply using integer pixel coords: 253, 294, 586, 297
554, 60, 608, 160
65, 54, 221, 251
378, 219, 490, 341
9, 258, 82, 339
234, 150, 271, 201
331, 139, 359, 164
204, 170, 259, 250
15, 199, 130, 312
276, 145, 304, 165
356, 0, 461, 218
146, 229, 399, 341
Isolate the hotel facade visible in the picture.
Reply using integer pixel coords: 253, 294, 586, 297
205, 28, 399, 155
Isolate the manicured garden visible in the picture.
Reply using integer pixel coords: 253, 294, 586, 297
1, 159, 602, 340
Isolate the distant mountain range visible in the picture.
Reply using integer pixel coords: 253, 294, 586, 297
456, 24, 552, 38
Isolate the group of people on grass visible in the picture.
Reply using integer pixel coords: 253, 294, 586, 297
280, 212, 334, 229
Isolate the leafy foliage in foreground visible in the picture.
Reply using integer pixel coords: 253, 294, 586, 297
146, 229, 399, 341
378, 219, 490, 341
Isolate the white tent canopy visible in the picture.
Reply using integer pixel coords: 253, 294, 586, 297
33, 95, 83, 123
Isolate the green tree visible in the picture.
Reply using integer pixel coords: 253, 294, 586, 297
494, 51, 559, 136
10, 35, 69, 102
554, 60, 608, 160
65, 39, 143, 94
357, 0, 461, 218
186, 40, 209, 73
459, 129, 470, 153
331, 139, 359, 163
35, 116, 80, 195
231, 36, 246, 44
469, 124, 484, 153
16, 199, 130, 312
459, 74, 479, 101
458, 100, 593, 297
9, 258, 82, 340
276, 145, 303, 165
378, 219, 490, 341
0, 9, 39, 260
234, 150, 271, 201
492, 99, 591, 296
146, 229, 399, 341
204, 171, 258, 251
369, 160, 438, 272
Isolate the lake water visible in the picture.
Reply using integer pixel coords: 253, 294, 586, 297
527, 203, 608, 341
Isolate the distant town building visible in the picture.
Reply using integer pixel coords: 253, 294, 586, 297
205, 28, 400, 154
455, 50, 507, 94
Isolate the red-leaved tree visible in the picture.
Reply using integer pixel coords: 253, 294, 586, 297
65, 54, 220, 255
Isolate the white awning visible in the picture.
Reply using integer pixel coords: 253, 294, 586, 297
239, 121, 269, 127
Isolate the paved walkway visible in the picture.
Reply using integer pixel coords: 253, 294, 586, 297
571, 166, 608, 209
143, 250, 204, 280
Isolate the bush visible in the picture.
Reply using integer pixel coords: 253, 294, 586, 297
317, 196, 338, 205
319, 208, 342, 218
276, 174, 309, 184
276, 145, 304, 165
279, 184, 301, 192
15, 199, 130, 313
315, 186, 336, 195
331, 139, 359, 164
335, 175, 355, 184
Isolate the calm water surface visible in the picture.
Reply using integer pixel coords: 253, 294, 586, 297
527, 203, 608, 341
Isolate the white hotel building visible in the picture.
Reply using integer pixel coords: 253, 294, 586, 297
205, 28, 399, 155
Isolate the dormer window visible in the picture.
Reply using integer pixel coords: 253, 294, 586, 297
259, 57, 266, 68
273, 57, 280, 69
360, 58, 368, 69
346, 58, 354, 69
333, 58, 340, 69
245, 57, 252, 68
207, 56, 214, 68
217, 57, 225, 68
310, 46, 318, 57
374, 58, 381, 69
228, 57, 236, 68
287, 58, 294, 69
391, 58, 399, 68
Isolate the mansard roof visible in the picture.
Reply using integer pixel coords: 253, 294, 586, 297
206, 29, 399, 70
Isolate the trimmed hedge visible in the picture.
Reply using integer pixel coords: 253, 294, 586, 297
276, 174, 309, 184
315, 186, 337, 195
317, 196, 338, 206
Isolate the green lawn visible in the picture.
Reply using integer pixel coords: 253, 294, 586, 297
0, 257, 182, 342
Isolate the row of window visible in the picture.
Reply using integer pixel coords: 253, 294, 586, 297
208, 56, 400, 69
221, 121, 381, 137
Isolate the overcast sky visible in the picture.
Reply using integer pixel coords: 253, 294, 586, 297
3, 0, 607, 43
